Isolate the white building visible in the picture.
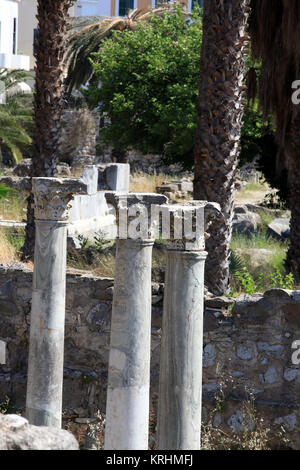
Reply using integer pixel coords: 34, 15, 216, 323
0, 0, 29, 70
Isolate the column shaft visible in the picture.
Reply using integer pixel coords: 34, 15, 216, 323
104, 238, 154, 450
157, 250, 207, 450
26, 220, 67, 427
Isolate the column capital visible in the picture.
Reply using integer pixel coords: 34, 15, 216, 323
32, 177, 87, 221
105, 192, 168, 209
105, 192, 168, 240
152, 200, 221, 251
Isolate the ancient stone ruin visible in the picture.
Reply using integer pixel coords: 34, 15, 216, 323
1, 169, 300, 450
0, 170, 222, 450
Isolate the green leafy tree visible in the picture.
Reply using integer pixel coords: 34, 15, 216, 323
85, 5, 203, 166
65, 2, 187, 95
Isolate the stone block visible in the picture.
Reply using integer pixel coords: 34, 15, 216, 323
0, 340, 5, 364
98, 163, 130, 192
82, 165, 98, 195
267, 218, 290, 240
0, 413, 79, 450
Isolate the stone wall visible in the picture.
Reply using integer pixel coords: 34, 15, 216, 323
1, 265, 300, 447
203, 290, 300, 447
0, 265, 163, 421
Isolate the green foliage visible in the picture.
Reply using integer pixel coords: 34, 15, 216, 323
232, 265, 295, 295
229, 251, 245, 275
234, 267, 258, 294
77, 234, 89, 249
4, 228, 25, 253
0, 184, 13, 199
93, 230, 109, 250
0, 71, 33, 165
258, 268, 294, 291
85, 5, 202, 167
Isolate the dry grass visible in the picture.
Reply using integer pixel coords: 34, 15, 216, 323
235, 181, 273, 205
67, 248, 115, 278
91, 253, 115, 278
130, 172, 166, 193
0, 186, 26, 222
0, 229, 18, 263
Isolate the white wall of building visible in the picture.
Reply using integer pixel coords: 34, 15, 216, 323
0, 0, 19, 55
74, 0, 111, 17
0, 0, 30, 70
18, 0, 36, 69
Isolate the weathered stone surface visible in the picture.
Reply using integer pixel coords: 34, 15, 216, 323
235, 248, 274, 269
157, 250, 207, 450
105, 238, 154, 450
13, 159, 32, 177
151, 201, 221, 251
227, 410, 256, 433
86, 302, 111, 332
13, 159, 71, 177
264, 288, 291, 299
245, 203, 280, 216
3, 264, 300, 447
156, 179, 193, 199
234, 205, 248, 214
0, 176, 31, 193
0, 300, 18, 316
32, 177, 88, 221
259, 366, 280, 385
236, 343, 255, 361
105, 163, 130, 192
82, 165, 98, 195
283, 368, 300, 382
267, 218, 290, 240
232, 295, 274, 323
274, 413, 297, 431
27, 178, 88, 429
205, 296, 235, 309
282, 303, 300, 327
0, 340, 6, 364
232, 211, 261, 235
203, 344, 216, 367
0, 413, 79, 450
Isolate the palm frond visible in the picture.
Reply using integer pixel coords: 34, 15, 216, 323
229, 251, 245, 275
0, 91, 33, 164
0, 69, 33, 92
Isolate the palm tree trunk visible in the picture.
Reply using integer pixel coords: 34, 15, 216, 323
21, 0, 71, 260
193, 0, 250, 295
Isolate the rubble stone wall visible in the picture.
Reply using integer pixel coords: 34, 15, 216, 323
1, 266, 300, 446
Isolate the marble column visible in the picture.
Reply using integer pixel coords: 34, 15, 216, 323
156, 202, 220, 450
104, 192, 167, 450
26, 177, 87, 428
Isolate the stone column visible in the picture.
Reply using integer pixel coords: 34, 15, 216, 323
156, 202, 220, 450
104, 193, 167, 450
26, 177, 87, 428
